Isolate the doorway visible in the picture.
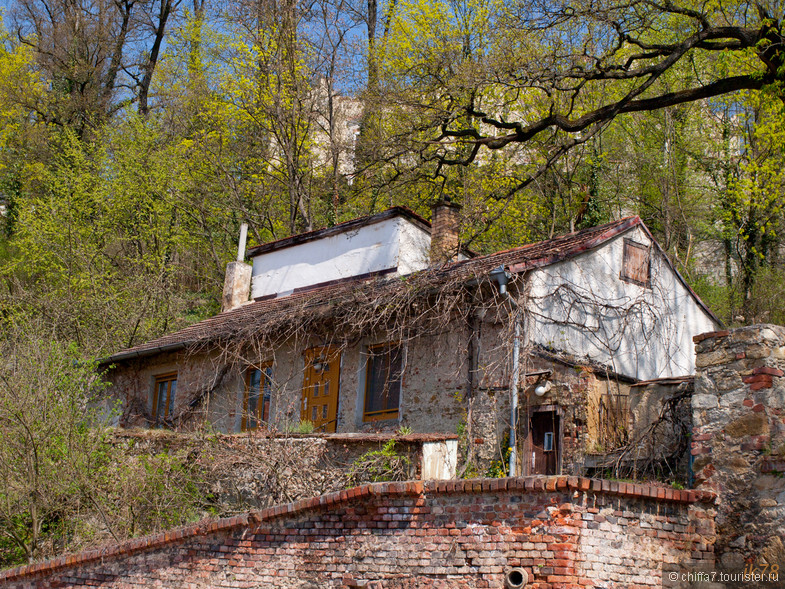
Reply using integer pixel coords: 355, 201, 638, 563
301, 346, 342, 432
528, 409, 561, 475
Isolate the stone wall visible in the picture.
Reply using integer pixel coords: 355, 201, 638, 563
0, 477, 715, 589
692, 325, 785, 577
115, 430, 458, 510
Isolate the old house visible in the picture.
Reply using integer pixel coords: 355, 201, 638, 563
103, 203, 720, 475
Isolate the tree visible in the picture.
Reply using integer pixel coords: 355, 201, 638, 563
720, 92, 785, 322
0, 330, 108, 564
8, 0, 182, 129
0, 323, 208, 568
375, 0, 784, 195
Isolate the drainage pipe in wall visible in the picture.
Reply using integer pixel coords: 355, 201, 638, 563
490, 265, 522, 477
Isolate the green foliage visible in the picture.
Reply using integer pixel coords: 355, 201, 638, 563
0, 326, 208, 568
0, 329, 111, 564
92, 449, 205, 539
451, 390, 479, 478
284, 419, 316, 434
348, 439, 412, 484
486, 432, 511, 479
296, 420, 316, 434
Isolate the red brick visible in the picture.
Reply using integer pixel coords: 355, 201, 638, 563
0, 479, 713, 589
743, 374, 772, 385
752, 366, 785, 377
694, 330, 730, 343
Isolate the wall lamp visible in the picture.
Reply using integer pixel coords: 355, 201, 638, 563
534, 381, 552, 397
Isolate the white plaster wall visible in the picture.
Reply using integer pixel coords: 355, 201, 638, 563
421, 440, 458, 479
526, 226, 719, 380
250, 217, 431, 299
396, 217, 431, 275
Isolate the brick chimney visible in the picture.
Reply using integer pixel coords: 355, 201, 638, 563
222, 223, 252, 312
430, 198, 462, 265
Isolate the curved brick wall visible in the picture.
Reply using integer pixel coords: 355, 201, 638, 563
0, 477, 715, 589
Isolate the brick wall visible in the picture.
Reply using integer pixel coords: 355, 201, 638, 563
429, 199, 461, 264
1, 477, 715, 589
692, 325, 785, 575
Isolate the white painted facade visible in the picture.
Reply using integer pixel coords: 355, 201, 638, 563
250, 216, 431, 299
525, 226, 719, 380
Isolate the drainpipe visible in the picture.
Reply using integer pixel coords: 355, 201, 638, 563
490, 266, 522, 477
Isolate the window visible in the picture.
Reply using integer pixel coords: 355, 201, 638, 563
243, 364, 272, 431
621, 239, 650, 286
543, 432, 554, 452
363, 344, 403, 421
152, 373, 177, 425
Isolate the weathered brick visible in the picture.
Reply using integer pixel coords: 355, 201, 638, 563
0, 479, 714, 589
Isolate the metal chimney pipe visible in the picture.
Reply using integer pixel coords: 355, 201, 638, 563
237, 222, 248, 262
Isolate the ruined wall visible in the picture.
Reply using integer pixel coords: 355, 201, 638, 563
0, 477, 716, 589
112, 342, 307, 433
113, 430, 457, 510
518, 356, 592, 475
335, 326, 472, 435
692, 325, 785, 578
108, 313, 508, 443
594, 378, 693, 483
112, 348, 241, 430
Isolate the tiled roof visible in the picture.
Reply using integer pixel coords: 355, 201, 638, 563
103, 215, 717, 364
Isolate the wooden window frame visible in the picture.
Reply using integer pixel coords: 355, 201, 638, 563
152, 372, 178, 426
362, 343, 403, 422
242, 363, 273, 432
620, 238, 651, 287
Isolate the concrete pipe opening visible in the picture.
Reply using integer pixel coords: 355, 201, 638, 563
504, 567, 528, 589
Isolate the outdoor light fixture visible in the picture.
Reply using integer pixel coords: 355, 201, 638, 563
534, 381, 552, 397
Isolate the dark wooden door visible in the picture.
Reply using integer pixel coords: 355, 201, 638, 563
530, 411, 559, 475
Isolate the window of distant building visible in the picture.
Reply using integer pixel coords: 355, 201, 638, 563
621, 239, 651, 287
152, 373, 177, 426
363, 344, 403, 421
242, 364, 273, 431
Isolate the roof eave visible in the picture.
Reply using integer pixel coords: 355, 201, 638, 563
507, 216, 642, 273
100, 341, 190, 366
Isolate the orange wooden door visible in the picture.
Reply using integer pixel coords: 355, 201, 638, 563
301, 346, 341, 432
